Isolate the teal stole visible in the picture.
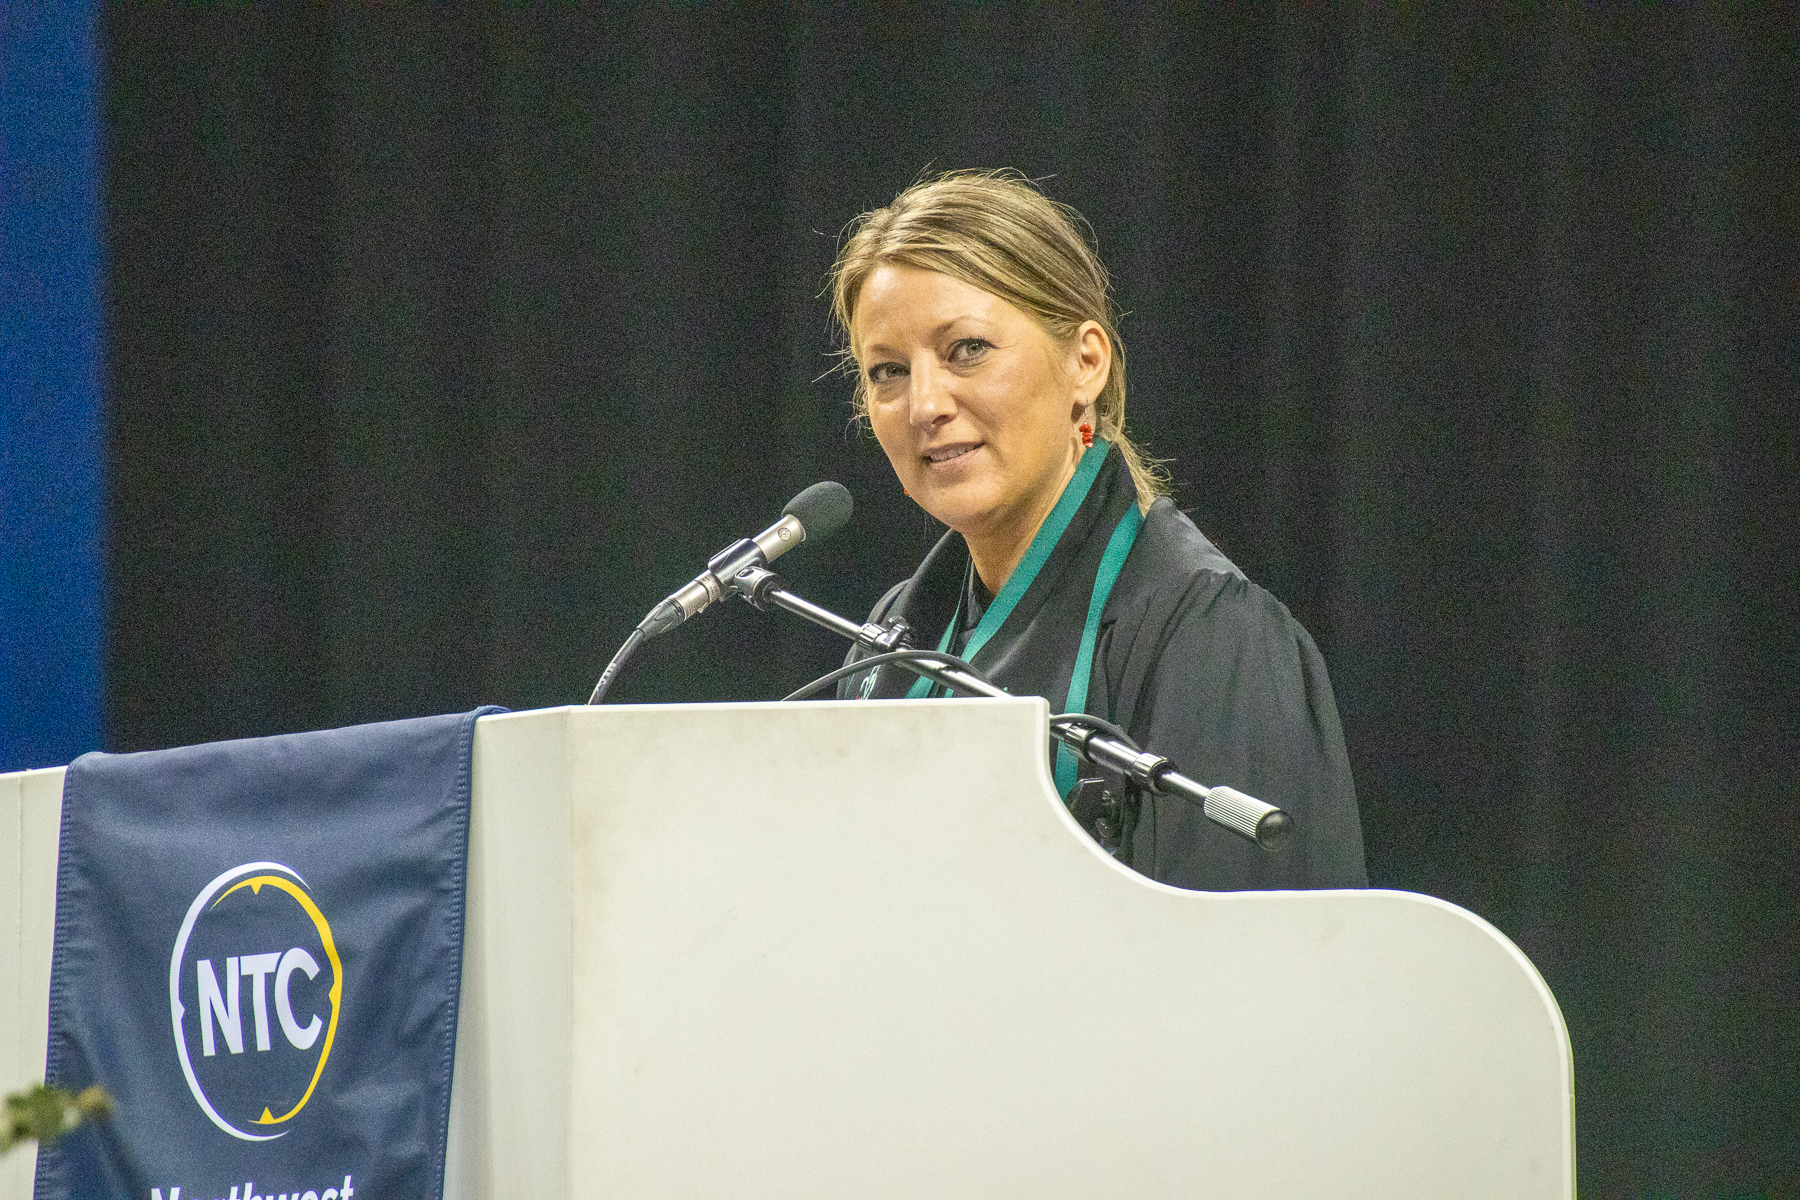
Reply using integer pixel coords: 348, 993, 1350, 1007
906, 439, 1145, 800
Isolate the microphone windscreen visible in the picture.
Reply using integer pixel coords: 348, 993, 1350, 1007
783, 481, 854, 542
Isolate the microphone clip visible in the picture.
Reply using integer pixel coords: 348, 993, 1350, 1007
706, 537, 768, 590
854, 616, 912, 656
732, 565, 788, 613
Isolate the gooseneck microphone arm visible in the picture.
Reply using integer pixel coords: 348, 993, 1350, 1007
729, 565, 1293, 851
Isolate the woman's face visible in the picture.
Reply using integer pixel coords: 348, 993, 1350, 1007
852, 264, 1109, 558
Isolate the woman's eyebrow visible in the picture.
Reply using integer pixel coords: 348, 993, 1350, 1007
860, 316, 985, 360
935, 317, 982, 340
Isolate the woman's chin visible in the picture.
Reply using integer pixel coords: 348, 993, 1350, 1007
912, 484, 1000, 538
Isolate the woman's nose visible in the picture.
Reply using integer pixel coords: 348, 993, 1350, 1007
907, 359, 956, 429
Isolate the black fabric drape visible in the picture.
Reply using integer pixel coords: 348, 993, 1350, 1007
102, 9, 1797, 1193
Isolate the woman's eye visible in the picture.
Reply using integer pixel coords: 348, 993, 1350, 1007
867, 362, 906, 384
949, 338, 990, 363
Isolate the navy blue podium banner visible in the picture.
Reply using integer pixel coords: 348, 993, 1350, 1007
35, 707, 505, 1200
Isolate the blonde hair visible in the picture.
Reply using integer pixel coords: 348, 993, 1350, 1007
829, 169, 1170, 507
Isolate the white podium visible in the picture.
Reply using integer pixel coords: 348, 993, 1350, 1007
3, 700, 1573, 1198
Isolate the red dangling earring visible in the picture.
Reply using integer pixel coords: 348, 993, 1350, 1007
1079, 423, 1094, 449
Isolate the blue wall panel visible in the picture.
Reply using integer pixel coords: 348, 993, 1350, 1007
1, 1, 104, 772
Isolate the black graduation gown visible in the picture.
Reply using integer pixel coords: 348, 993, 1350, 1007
839, 446, 1368, 891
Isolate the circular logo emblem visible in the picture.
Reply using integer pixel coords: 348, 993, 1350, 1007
168, 862, 343, 1141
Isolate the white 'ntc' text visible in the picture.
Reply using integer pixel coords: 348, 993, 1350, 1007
195, 950, 322, 1056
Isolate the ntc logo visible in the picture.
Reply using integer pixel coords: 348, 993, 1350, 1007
168, 863, 343, 1141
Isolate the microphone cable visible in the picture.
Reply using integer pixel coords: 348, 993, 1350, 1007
1046, 711, 1141, 754
587, 626, 647, 706
780, 649, 996, 702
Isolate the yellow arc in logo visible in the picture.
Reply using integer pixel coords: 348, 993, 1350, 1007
213, 874, 344, 1125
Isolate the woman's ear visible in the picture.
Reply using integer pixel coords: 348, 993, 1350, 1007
1071, 320, 1111, 403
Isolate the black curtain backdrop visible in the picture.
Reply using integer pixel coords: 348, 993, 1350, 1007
102, 10, 1796, 1194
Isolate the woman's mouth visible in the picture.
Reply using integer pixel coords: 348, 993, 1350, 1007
924, 443, 981, 466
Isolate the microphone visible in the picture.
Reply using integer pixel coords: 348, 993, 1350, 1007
588, 481, 853, 704
637, 481, 853, 640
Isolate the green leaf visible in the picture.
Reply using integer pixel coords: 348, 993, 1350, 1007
0, 1083, 114, 1153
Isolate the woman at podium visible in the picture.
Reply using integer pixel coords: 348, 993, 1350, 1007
831, 171, 1367, 891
